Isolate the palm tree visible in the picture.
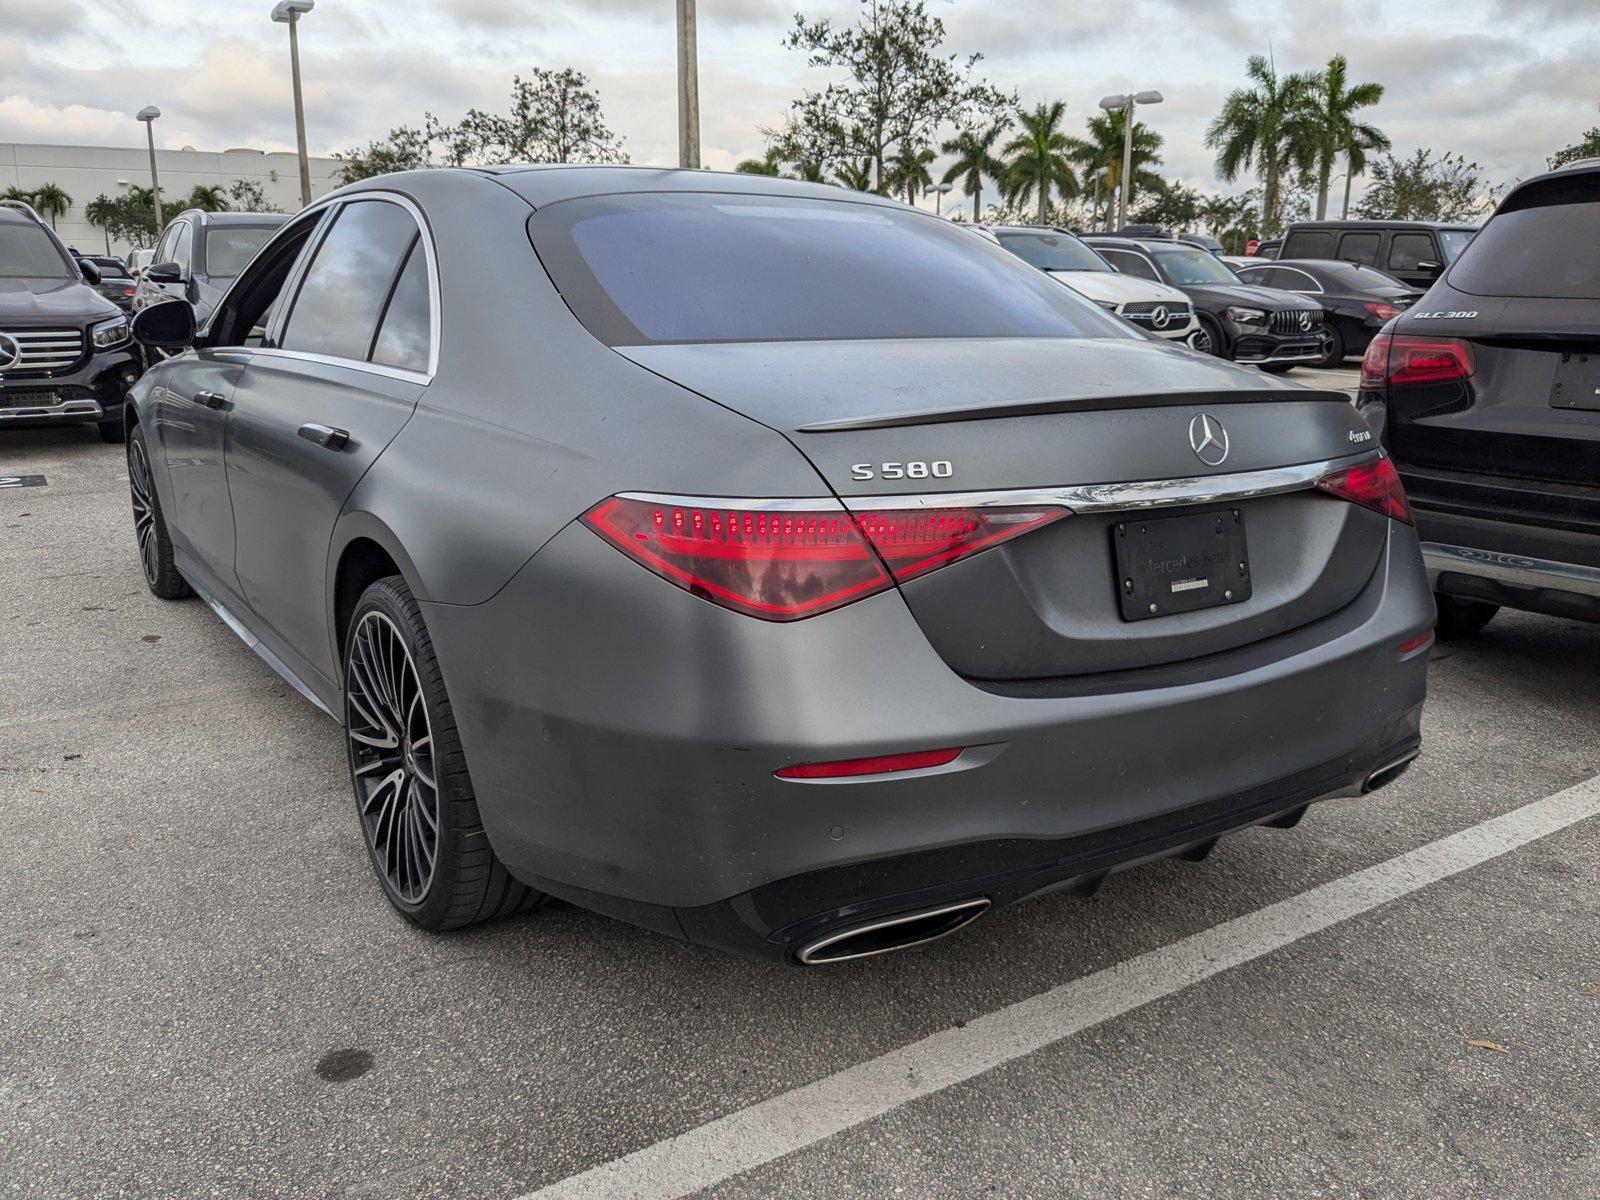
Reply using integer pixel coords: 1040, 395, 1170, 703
1, 185, 35, 205
734, 148, 783, 176
1305, 54, 1388, 220
31, 182, 71, 228
887, 143, 936, 206
186, 184, 229, 212
1072, 107, 1163, 230
1340, 122, 1390, 219
834, 157, 874, 192
940, 121, 1008, 222
125, 185, 156, 209
1000, 102, 1082, 225
1205, 54, 1319, 235
84, 194, 117, 254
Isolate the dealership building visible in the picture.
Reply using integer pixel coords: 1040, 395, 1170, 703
0, 141, 344, 257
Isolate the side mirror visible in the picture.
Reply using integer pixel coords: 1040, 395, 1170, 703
145, 261, 184, 285
79, 259, 103, 285
131, 299, 197, 350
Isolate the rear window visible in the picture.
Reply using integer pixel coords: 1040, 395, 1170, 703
1449, 200, 1597, 298
1324, 262, 1408, 290
1283, 231, 1334, 258
528, 193, 1129, 346
204, 225, 278, 278
90, 258, 130, 278
996, 231, 1110, 273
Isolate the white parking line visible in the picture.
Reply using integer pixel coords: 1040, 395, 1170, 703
516, 774, 1600, 1200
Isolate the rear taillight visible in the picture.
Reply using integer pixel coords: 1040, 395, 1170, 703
1316, 456, 1412, 524
1361, 333, 1476, 390
1363, 300, 1403, 322
582, 495, 1066, 620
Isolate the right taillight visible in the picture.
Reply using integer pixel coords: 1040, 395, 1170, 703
582, 495, 1066, 621
1316, 455, 1413, 524
1361, 332, 1476, 390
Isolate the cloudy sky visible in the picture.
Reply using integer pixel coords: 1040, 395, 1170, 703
1, 0, 1594, 211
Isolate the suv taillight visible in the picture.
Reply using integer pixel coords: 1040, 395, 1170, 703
1315, 456, 1412, 524
1361, 332, 1476, 390
582, 495, 1066, 620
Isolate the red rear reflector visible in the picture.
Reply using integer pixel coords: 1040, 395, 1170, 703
1398, 630, 1434, 655
776, 747, 963, 779
583, 496, 1065, 621
1315, 456, 1413, 524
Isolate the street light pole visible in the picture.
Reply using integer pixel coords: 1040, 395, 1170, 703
923, 182, 953, 216
136, 106, 163, 227
272, 0, 315, 208
676, 0, 701, 169
1099, 90, 1163, 231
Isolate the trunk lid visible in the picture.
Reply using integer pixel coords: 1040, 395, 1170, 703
620, 336, 1389, 681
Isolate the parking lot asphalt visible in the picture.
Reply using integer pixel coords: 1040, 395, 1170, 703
3, 407, 1597, 1200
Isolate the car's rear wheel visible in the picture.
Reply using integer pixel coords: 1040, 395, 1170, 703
343, 575, 544, 930
127, 425, 191, 600
1435, 593, 1499, 639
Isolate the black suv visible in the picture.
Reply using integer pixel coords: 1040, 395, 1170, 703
0, 201, 142, 442
1280, 220, 1477, 290
133, 209, 289, 324
1085, 235, 1326, 370
1358, 163, 1600, 636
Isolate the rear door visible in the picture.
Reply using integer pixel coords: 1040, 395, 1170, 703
1336, 230, 1381, 269
225, 197, 434, 690
1384, 232, 1444, 288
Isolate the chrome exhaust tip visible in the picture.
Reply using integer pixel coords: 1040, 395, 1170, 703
1363, 748, 1420, 794
795, 898, 990, 965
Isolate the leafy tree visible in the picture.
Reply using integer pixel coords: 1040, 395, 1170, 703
1550, 125, 1600, 170
1304, 54, 1388, 220
1130, 178, 1204, 230
834, 157, 875, 191
95, 192, 160, 248
31, 181, 71, 228
941, 120, 1008, 222
428, 69, 626, 166
1, 185, 35, 205
735, 148, 784, 175
227, 178, 281, 213
1000, 101, 1082, 225
781, 0, 1012, 193
336, 125, 433, 183
1354, 149, 1489, 221
1073, 107, 1163, 231
1206, 55, 1319, 235
84, 194, 117, 254
185, 184, 229, 213
886, 143, 936, 205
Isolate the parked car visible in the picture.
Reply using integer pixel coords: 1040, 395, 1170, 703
1358, 161, 1600, 637
127, 247, 155, 278
1085, 235, 1327, 369
1232, 258, 1422, 366
990, 225, 1202, 346
133, 209, 290, 324
125, 168, 1431, 963
0, 200, 142, 442
1280, 220, 1477, 290
82, 255, 138, 312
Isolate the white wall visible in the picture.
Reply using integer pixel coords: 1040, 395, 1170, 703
0, 142, 344, 257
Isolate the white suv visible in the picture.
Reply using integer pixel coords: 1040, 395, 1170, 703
991, 226, 1201, 346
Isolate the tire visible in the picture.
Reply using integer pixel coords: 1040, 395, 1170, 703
343, 575, 544, 931
98, 416, 126, 444
1195, 313, 1227, 358
127, 424, 191, 600
1259, 363, 1297, 374
1314, 324, 1346, 369
1435, 593, 1499, 640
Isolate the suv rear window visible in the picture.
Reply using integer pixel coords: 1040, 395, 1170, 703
528, 193, 1128, 346
204, 226, 278, 279
1449, 199, 1595, 298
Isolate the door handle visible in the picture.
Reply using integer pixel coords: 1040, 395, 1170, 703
297, 422, 350, 451
191, 390, 228, 410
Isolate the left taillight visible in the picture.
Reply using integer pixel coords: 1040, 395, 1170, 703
582, 495, 1066, 621
1315, 455, 1412, 524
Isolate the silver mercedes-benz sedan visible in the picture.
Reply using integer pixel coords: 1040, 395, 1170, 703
123, 167, 1433, 964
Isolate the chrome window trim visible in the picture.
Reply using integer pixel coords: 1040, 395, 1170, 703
246, 346, 431, 386
615, 452, 1379, 517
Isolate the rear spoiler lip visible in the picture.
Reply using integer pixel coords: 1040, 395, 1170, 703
794, 388, 1354, 433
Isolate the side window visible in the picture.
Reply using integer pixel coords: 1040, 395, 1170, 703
170, 223, 193, 274
1283, 231, 1333, 258
1387, 234, 1436, 272
1337, 232, 1380, 266
154, 224, 179, 265
1103, 250, 1160, 281
1236, 266, 1280, 288
1278, 268, 1320, 293
370, 237, 432, 373
209, 212, 325, 348
279, 201, 420, 363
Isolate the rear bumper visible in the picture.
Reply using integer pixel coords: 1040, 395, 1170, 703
424, 519, 1433, 958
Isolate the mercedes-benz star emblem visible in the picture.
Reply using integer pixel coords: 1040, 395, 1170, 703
1188, 413, 1229, 467
1150, 305, 1170, 330
1298, 310, 1314, 331
0, 333, 20, 372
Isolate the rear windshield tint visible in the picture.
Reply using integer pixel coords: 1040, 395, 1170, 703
1448, 201, 1592, 298
527, 192, 1131, 346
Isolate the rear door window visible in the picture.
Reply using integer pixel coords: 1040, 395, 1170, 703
1336, 232, 1380, 266
279, 200, 420, 362
369, 238, 432, 373
1283, 230, 1334, 258
1387, 234, 1437, 273
1448, 195, 1599, 298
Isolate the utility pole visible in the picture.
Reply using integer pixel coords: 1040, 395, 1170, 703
272, 1, 315, 208
676, 0, 701, 169
1099, 90, 1163, 230
136, 106, 163, 227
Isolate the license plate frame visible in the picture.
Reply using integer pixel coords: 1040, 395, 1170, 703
1113, 508, 1252, 621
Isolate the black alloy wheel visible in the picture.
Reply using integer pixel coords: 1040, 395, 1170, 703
127, 425, 191, 599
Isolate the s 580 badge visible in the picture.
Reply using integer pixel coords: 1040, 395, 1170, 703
850, 460, 953, 481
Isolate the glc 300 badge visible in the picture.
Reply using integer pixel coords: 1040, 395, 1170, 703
1188, 413, 1229, 466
